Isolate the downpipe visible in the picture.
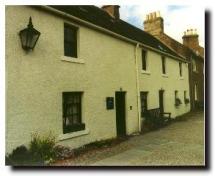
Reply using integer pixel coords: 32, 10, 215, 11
135, 43, 141, 132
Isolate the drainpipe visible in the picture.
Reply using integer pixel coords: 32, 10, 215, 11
135, 43, 141, 132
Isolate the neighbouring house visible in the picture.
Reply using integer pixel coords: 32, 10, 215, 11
6, 5, 190, 153
144, 11, 204, 110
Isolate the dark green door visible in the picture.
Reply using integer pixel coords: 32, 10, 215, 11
115, 92, 126, 137
159, 90, 164, 114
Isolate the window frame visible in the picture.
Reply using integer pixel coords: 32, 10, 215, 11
140, 91, 148, 118
179, 62, 182, 77
184, 90, 187, 102
194, 84, 198, 101
175, 90, 181, 106
175, 90, 178, 100
192, 59, 197, 72
161, 56, 166, 74
184, 90, 190, 104
64, 23, 78, 58
62, 92, 85, 134
141, 49, 147, 71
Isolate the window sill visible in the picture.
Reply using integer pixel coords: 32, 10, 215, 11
141, 70, 151, 75
58, 128, 90, 141
162, 74, 168, 78
61, 56, 85, 64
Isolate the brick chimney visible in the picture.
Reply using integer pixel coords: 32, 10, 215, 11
182, 29, 199, 51
144, 11, 164, 36
101, 5, 120, 19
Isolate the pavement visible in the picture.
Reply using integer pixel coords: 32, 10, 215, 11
54, 111, 204, 166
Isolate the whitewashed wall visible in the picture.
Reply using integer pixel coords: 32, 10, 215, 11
6, 6, 139, 153
138, 49, 190, 118
6, 6, 190, 153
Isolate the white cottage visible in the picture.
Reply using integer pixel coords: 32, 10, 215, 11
6, 5, 190, 153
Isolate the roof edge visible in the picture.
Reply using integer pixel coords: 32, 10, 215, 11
36, 5, 187, 62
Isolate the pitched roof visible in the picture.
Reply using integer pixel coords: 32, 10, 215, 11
159, 33, 204, 62
48, 5, 184, 60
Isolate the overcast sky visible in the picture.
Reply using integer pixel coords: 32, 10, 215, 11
119, 5, 205, 47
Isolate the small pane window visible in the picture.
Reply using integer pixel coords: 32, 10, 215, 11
179, 62, 182, 76
64, 24, 78, 58
142, 50, 147, 71
62, 92, 85, 134
162, 56, 166, 74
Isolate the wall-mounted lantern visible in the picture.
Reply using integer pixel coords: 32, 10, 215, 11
19, 17, 40, 51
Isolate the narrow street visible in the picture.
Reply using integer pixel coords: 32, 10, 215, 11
54, 111, 204, 166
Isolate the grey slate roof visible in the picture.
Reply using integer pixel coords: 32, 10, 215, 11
49, 5, 184, 59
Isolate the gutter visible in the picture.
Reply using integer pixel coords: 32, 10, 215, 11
38, 6, 187, 63
134, 43, 141, 132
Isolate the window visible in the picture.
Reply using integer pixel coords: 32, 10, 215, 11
179, 62, 182, 76
175, 91, 178, 100
175, 90, 182, 106
62, 92, 85, 134
161, 56, 166, 74
184, 90, 189, 104
194, 84, 198, 101
192, 59, 197, 72
142, 50, 147, 70
64, 24, 78, 58
184, 91, 187, 102
140, 92, 148, 117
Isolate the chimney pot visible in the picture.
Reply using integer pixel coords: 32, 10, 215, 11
151, 13, 153, 19
144, 11, 164, 35
182, 28, 200, 50
156, 11, 161, 17
188, 29, 191, 35
153, 12, 156, 19
146, 14, 149, 20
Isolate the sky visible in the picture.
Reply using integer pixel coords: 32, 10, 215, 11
119, 5, 205, 47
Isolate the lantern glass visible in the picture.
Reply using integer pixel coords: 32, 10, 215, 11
29, 30, 40, 49
19, 17, 40, 51
19, 29, 27, 49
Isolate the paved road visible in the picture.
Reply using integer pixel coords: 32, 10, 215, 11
55, 111, 204, 166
